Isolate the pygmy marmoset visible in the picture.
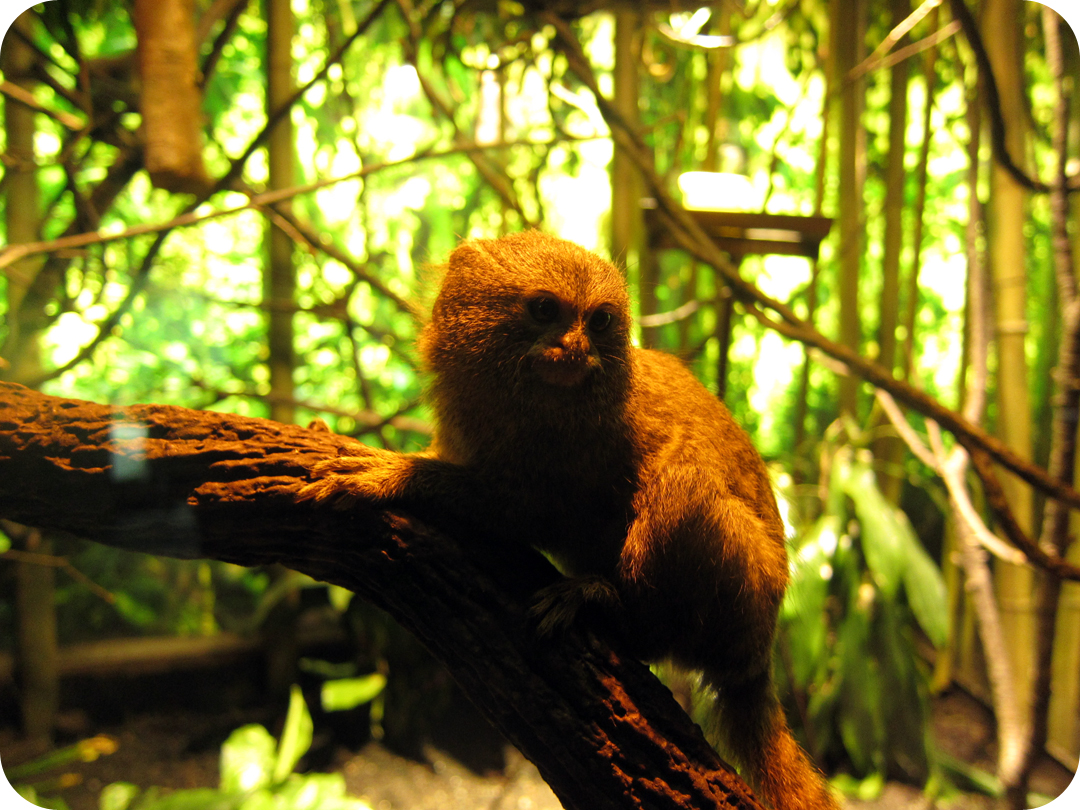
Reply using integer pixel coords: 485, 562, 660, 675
303, 230, 837, 810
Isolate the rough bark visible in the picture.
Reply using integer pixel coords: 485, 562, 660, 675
0, 381, 763, 810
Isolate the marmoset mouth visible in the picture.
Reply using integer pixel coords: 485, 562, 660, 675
534, 354, 594, 387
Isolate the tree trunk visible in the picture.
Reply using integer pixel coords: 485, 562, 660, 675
2, 11, 44, 385
899, 7, 938, 382
1, 11, 59, 747
612, 10, 650, 350
1019, 5, 1080, 798
875, 0, 909, 380
872, 0, 911, 504
133, 0, 211, 194
265, 0, 297, 426
832, 0, 865, 418
981, 0, 1035, 799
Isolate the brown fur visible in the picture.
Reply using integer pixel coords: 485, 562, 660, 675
304, 231, 837, 810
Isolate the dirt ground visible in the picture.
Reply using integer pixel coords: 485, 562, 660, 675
1, 690, 1075, 810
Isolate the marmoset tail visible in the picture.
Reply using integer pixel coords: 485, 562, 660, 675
304, 230, 837, 810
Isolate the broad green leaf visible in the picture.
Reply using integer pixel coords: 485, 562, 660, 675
825, 446, 851, 519
327, 585, 353, 613
273, 685, 313, 784
874, 605, 931, 778
220, 724, 276, 793
99, 782, 139, 810
900, 534, 949, 648
136, 788, 245, 810
838, 456, 948, 646
835, 609, 884, 775
299, 658, 356, 679
111, 591, 158, 628
273, 773, 374, 810
831, 772, 885, 800
235, 789, 278, 810
839, 457, 905, 598
782, 515, 838, 686
321, 673, 387, 712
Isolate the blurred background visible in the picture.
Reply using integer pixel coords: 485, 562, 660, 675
0, 0, 1077, 808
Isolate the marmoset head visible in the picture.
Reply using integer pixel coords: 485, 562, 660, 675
419, 231, 633, 397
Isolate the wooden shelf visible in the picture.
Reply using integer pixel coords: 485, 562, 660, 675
646, 207, 833, 260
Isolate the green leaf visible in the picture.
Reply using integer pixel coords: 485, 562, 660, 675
136, 788, 246, 810
873, 604, 931, 779
273, 773, 347, 809
321, 673, 387, 713
220, 725, 276, 793
235, 789, 278, 810
835, 609, 885, 775
299, 658, 356, 679
825, 446, 852, 518
99, 782, 140, 810
15, 785, 39, 803
111, 591, 159, 629
839, 457, 905, 598
833, 460, 946, 643
899, 533, 949, 648
831, 771, 885, 800
326, 585, 353, 613
273, 685, 313, 784
837, 456, 948, 646
781, 515, 838, 687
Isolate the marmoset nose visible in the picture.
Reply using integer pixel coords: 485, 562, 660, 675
557, 324, 591, 358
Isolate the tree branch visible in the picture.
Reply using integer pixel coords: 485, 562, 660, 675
0, 381, 763, 810
947, 0, 1079, 194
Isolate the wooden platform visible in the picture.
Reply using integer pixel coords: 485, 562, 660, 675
645, 207, 833, 260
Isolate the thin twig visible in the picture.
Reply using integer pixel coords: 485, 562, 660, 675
865, 0, 942, 64
0, 80, 85, 129
872, 389, 936, 468
1, 548, 116, 604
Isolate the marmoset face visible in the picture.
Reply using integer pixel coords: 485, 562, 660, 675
421, 231, 632, 400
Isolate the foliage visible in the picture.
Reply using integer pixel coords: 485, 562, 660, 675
7, 735, 119, 810
776, 440, 948, 790
8, 682, 384, 810
97, 684, 377, 810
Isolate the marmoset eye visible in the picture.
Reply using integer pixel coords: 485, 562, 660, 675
588, 310, 613, 333
528, 297, 560, 324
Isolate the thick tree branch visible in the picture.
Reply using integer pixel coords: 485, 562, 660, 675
0, 381, 762, 810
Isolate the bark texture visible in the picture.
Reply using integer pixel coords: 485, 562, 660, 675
0, 381, 762, 810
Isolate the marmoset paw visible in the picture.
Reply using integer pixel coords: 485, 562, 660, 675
529, 575, 620, 637
300, 451, 413, 507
